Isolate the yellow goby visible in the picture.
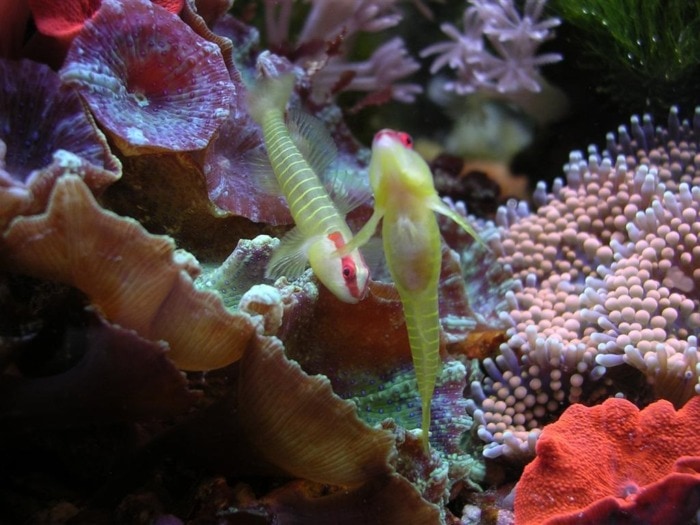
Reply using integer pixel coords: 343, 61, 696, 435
247, 75, 369, 303
339, 129, 484, 447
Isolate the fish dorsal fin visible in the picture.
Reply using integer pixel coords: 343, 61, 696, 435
286, 108, 337, 179
245, 145, 285, 197
286, 108, 372, 215
266, 227, 311, 279
325, 168, 373, 215
362, 236, 389, 280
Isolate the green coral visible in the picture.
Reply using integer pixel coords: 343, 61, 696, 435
349, 365, 423, 431
196, 235, 279, 309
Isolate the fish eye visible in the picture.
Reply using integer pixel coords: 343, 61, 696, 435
342, 263, 355, 281
398, 132, 413, 149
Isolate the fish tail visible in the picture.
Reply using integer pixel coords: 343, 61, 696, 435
402, 292, 441, 450
247, 74, 295, 125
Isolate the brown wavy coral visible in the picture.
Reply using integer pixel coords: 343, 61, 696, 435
154, 333, 439, 522
238, 335, 396, 485
1, 175, 255, 371
242, 474, 441, 524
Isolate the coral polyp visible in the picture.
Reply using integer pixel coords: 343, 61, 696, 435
464, 107, 700, 460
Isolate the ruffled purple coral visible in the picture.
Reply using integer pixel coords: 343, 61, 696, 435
460, 107, 700, 460
0, 58, 120, 229
421, 0, 561, 94
0, 58, 117, 182
60, 0, 234, 155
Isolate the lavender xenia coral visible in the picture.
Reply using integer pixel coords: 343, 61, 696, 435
463, 107, 700, 460
263, 0, 421, 103
421, 0, 561, 94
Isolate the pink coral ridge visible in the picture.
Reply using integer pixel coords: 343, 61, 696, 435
515, 396, 700, 524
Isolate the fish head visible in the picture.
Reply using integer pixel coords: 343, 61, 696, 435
374, 129, 414, 149
308, 232, 370, 303
370, 129, 434, 199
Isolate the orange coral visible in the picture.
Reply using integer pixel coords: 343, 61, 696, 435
283, 281, 411, 384
1, 175, 255, 371
515, 396, 700, 524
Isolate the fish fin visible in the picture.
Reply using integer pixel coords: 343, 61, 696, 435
326, 168, 373, 216
266, 227, 310, 279
286, 109, 372, 214
287, 108, 337, 179
244, 145, 285, 197
337, 208, 384, 256
430, 197, 490, 250
247, 74, 295, 124
362, 236, 388, 280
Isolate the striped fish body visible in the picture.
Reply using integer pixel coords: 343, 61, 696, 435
340, 128, 485, 448
383, 199, 442, 446
257, 107, 347, 239
247, 75, 369, 303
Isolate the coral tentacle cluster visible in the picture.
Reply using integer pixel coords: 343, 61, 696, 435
465, 106, 700, 459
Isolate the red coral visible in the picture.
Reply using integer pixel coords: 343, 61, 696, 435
28, 0, 184, 40
515, 396, 700, 524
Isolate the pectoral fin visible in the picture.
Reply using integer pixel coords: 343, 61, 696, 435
326, 168, 373, 216
430, 197, 489, 250
266, 227, 310, 279
336, 208, 384, 256
246, 145, 285, 197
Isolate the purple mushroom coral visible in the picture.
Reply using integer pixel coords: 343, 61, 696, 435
0, 57, 120, 230
461, 107, 700, 460
59, 0, 235, 155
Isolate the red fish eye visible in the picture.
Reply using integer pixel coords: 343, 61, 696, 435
342, 262, 356, 281
374, 129, 414, 150
398, 132, 413, 149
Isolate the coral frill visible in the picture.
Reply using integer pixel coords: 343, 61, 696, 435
1, 175, 255, 371
515, 396, 700, 524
